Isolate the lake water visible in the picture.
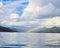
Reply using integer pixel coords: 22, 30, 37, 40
0, 33, 60, 48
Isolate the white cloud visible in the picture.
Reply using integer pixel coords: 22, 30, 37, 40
18, 0, 60, 28
20, 0, 60, 28
1, 18, 41, 27
0, 0, 28, 22
0, 0, 60, 29
0, 2, 3, 8
27, 16, 60, 32
7, 21, 27, 26
1, 13, 20, 25
1, 21, 25, 26
21, 2, 42, 19
0, 0, 28, 26
21, 0, 56, 19
41, 16, 60, 27
9, 13, 20, 19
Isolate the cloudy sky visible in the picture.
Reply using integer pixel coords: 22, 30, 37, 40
0, 0, 60, 30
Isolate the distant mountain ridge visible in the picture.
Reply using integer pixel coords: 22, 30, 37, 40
11, 26, 30, 32
0, 26, 18, 32
37, 26, 60, 33
0, 26, 60, 33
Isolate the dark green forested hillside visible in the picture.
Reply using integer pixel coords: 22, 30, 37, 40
37, 26, 60, 33
0, 26, 18, 32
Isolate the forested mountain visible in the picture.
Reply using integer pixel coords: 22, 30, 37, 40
0, 26, 18, 32
37, 26, 60, 33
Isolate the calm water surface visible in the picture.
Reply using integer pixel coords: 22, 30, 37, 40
0, 33, 60, 48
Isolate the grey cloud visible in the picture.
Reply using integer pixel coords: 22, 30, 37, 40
36, 15, 60, 19
29, 0, 60, 19
50, 0, 60, 8
31, 0, 60, 8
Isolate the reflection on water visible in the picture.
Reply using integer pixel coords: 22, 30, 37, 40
0, 33, 60, 48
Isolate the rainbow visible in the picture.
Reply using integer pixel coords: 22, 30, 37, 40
27, 24, 43, 32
